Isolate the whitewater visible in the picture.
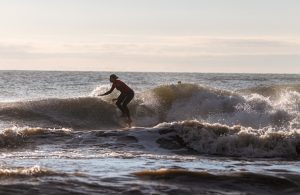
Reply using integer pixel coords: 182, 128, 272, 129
0, 71, 299, 194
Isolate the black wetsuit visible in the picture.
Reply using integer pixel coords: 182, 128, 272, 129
111, 80, 134, 118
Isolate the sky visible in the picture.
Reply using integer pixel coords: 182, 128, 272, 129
0, 0, 299, 73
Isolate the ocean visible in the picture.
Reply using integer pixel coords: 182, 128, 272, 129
0, 70, 299, 194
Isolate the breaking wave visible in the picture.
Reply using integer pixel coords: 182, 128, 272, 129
0, 120, 299, 158
156, 120, 300, 158
0, 83, 298, 130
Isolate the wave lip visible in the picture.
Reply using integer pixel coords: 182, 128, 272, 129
157, 120, 300, 158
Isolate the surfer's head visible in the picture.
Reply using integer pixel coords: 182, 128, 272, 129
109, 74, 118, 82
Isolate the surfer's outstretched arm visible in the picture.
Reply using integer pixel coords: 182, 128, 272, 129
99, 85, 115, 96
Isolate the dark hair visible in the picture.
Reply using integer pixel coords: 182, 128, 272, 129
110, 74, 118, 80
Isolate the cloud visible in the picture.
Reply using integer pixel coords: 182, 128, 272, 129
0, 35, 299, 73
1, 35, 300, 57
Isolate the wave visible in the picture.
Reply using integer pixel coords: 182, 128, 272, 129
0, 83, 299, 130
0, 97, 120, 129
134, 169, 299, 193
134, 83, 299, 129
155, 120, 300, 158
0, 126, 71, 148
0, 166, 63, 178
0, 120, 299, 158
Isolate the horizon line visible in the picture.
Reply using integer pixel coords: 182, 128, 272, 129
0, 69, 299, 75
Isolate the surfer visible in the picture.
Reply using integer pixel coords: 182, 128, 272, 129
99, 74, 134, 126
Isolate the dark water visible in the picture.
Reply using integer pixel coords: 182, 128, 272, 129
0, 71, 299, 194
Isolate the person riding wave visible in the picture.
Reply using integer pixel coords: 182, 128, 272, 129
99, 74, 134, 126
